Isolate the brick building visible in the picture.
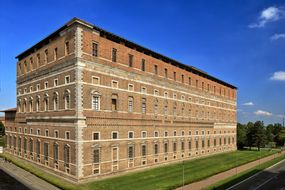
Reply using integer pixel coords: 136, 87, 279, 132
4, 18, 237, 181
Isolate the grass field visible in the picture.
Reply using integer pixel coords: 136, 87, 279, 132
0, 149, 277, 190
204, 153, 285, 190
0, 136, 4, 147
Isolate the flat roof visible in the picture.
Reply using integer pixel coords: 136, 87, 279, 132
0, 108, 17, 112
16, 17, 237, 89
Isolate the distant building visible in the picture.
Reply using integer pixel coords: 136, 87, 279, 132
4, 18, 237, 181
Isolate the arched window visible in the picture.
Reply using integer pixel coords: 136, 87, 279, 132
91, 91, 100, 111
23, 98, 27, 112
29, 97, 33, 112
64, 89, 71, 110
44, 94, 49, 111
64, 144, 70, 167
17, 99, 21, 112
53, 92, 59, 111
36, 95, 40, 112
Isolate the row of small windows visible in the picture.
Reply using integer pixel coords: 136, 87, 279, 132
18, 76, 70, 95
92, 77, 235, 109
17, 89, 71, 112
91, 42, 235, 98
18, 41, 71, 75
91, 93, 235, 121
12, 127, 71, 140
7, 135, 71, 172
92, 130, 235, 140
94, 136, 235, 166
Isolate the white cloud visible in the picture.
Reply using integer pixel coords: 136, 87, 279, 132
249, 6, 285, 28
254, 110, 273, 116
270, 71, 285, 81
242, 102, 254, 106
270, 33, 285, 40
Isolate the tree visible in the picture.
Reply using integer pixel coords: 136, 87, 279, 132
0, 122, 4, 136
237, 123, 247, 149
252, 121, 267, 151
278, 129, 285, 147
246, 122, 254, 150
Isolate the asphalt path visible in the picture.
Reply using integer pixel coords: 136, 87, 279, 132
228, 158, 285, 190
0, 168, 31, 190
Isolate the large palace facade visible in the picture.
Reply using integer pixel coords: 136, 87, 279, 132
3, 18, 237, 181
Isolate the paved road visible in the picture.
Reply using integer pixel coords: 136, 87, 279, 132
0, 168, 31, 190
228, 158, 285, 190
0, 158, 60, 190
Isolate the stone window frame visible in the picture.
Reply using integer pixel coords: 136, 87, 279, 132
65, 131, 70, 140
92, 132, 100, 140
92, 76, 100, 85
128, 131, 134, 139
111, 80, 118, 89
91, 90, 101, 111
54, 78, 58, 87
53, 92, 59, 111
111, 131, 118, 139
128, 83, 134, 91
54, 130, 59, 138
141, 131, 147, 138
65, 75, 70, 84
64, 89, 71, 110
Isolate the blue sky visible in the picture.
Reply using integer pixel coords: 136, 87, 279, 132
0, 0, 285, 125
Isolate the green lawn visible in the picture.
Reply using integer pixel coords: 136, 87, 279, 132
0, 149, 277, 190
0, 136, 4, 147
204, 153, 285, 190
87, 149, 276, 190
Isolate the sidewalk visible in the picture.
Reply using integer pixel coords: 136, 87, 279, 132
176, 151, 285, 190
0, 158, 60, 190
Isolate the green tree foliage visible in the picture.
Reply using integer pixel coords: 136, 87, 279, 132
252, 121, 267, 151
278, 129, 285, 147
237, 121, 285, 150
237, 123, 247, 149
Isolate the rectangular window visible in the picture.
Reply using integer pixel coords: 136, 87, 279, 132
93, 132, 100, 140
196, 80, 199, 88
164, 68, 168, 78
44, 143, 49, 161
92, 95, 100, 111
128, 131, 134, 139
54, 79, 58, 86
141, 59, 145, 71
92, 42, 98, 57
30, 57, 34, 70
141, 98, 146, 113
128, 97, 133, 112
164, 143, 168, 153
141, 144, 147, 157
154, 65, 158, 74
173, 142, 177, 152
54, 48, 58, 60
54, 131, 59, 138
92, 76, 100, 84
93, 149, 100, 163
54, 143, 58, 162
112, 48, 117, 62
154, 89, 159, 96
128, 84, 134, 91
182, 74, 184, 83
112, 132, 118, 139
65, 132, 70, 140
65, 41, 70, 55
112, 80, 118, 88
141, 87, 147, 94
44, 49, 48, 64
128, 145, 134, 159
112, 98, 117, 111
141, 131, 147, 138
65, 76, 70, 84
37, 53, 40, 66
173, 72, 176, 81
128, 54, 133, 67
154, 144, 159, 155
154, 131, 159, 137
44, 82, 48, 89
